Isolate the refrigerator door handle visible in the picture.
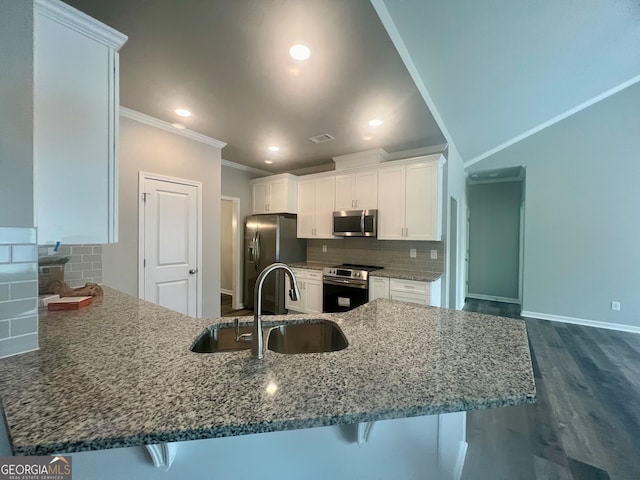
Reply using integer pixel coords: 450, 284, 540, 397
254, 231, 261, 271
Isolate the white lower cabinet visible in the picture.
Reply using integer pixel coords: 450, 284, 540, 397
369, 277, 441, 307
286, 268, 323, 314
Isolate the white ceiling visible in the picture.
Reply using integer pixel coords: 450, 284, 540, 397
376, 0, 640, 165
63, 0, 446, 173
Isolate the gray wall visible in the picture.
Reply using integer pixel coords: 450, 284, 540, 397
467, 181, 522, 300
0, 0, 34, 227
221, 165, 261, 225
469, 81, 640, 328
103, 117, 222, 318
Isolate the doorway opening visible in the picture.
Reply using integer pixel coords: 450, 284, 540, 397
220, 196, 242, 310
466, 167, 525, 305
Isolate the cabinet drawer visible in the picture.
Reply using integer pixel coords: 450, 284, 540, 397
305, 270, 323, 281
390, 278, 429, 294
390, 291, 430, 306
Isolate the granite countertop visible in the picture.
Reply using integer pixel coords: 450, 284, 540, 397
369, 269, 444, 282
0, 287, 536, 456
287, 261, 332, 270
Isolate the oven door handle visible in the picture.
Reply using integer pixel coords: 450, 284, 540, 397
322, 277, 368, 289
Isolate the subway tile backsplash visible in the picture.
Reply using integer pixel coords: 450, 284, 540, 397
38, 244, 103, 287
0, 226, 39, 358
306, 238, 445, 275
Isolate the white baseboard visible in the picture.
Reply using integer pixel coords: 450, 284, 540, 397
220, 289, 233, 296
467, 293, 520, 304
521, 310, 640, 334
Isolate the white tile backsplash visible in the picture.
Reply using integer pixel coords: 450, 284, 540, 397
0, 226, 39, 358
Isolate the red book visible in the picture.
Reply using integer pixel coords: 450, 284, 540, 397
47, 296, 93, 311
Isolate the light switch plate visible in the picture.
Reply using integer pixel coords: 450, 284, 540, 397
430, 250, 438, 260
410, 248, 417, 258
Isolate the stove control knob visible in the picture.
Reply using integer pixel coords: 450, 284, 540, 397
355, 272, 361, 277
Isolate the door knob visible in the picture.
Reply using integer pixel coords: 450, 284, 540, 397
189, 268, 198, 275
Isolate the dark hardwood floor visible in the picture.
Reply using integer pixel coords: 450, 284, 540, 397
220, 293, 253, 317
461, 298, 640, 480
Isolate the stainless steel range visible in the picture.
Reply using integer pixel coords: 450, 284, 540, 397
322, 264, 382, 312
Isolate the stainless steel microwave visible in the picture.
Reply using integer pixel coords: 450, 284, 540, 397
332, 209, 377, 237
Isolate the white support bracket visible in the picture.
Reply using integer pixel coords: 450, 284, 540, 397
356, 421, 376, 445
145, 442, 177, 470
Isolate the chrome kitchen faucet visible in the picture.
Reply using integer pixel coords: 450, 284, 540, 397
236, 263, 300, 359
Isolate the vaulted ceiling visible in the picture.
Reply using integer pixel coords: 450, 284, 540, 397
373, 0, 640, 166
64, 0, 640, 172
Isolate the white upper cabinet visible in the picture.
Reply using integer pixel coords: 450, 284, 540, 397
34, 0, 127, 244
297, 175, 335, 239
251, 174, 297, 214
334, 169, 378, 210
377, 155, 444, 241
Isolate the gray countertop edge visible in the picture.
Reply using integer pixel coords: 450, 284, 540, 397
14, 393, 535, 456
369, 269, 443, 282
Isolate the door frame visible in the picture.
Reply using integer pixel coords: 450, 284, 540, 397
138, 171, 203, 317
221, 195, 243, 310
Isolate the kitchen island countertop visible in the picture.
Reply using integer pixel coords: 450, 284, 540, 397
0, 287, 535, 456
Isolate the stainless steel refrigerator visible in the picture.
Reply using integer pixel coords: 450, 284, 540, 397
244, 214, 306, 313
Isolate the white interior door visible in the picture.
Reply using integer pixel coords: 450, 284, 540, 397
141, 176, 200, 316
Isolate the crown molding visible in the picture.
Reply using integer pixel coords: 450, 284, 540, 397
221, 160, 271, 177
34, 0, 128, 50
120, 107, 227, 149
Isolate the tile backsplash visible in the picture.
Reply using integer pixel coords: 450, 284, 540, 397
38, 244, 103, 288
307, 238, 445, 275
0, 227, 39, 358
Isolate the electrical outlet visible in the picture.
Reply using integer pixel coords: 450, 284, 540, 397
430, 250, 438, 260
611, 301, 621, 311
322, 245, 327, 253
409, 248, 417, 258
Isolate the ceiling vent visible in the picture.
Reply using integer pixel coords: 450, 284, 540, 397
308, 133, 335, 144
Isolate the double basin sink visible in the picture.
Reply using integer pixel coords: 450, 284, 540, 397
191, 319, 348, 355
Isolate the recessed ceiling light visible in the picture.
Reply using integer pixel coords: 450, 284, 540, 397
175, 108, 191, 117
264, 160, 273, 164
171, 123, 186, 130
368, 119, 383, 127
363, 135, 373, 141
268, 146, 280, 152
289, 44, 311, 61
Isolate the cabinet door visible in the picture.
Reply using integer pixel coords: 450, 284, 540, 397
297, 179, 315, 238
268, 179, 287, 213
334, 173, 355, 210
369, 277, 390, 301
355, 169, 378, 210
304, 278, 323, 314
285, 271, 305, 312
405, 162, 438, 240
34, 13, 116, 244
377, 165, 406, 240
314, 176, 335, 238
253, 183, 269, 214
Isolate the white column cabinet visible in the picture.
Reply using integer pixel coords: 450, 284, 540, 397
251, 174, 297, 214
335, 169, 378, 210
297, 175, 335, 239
286, 269, 323, 314
34, 0, 127, 244
377, 156, 443, 241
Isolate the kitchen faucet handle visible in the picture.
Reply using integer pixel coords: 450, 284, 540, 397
234, 318, 252, 343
